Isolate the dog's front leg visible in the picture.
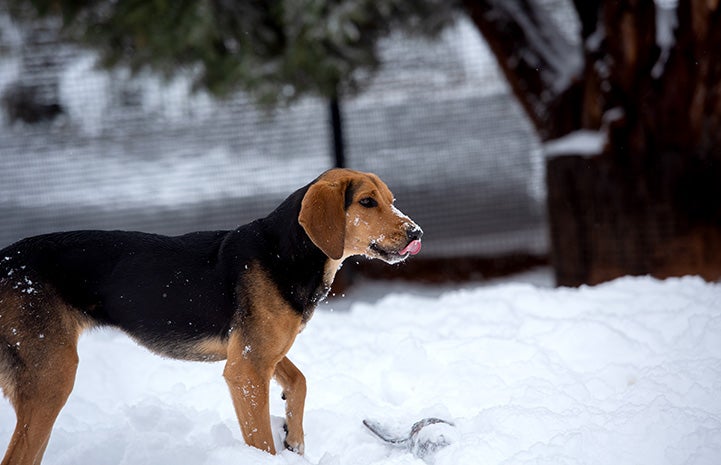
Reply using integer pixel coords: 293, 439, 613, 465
274, 356, 306, 454
223, 344, 276, 454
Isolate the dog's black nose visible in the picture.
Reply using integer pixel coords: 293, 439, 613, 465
407, 225, 423, 242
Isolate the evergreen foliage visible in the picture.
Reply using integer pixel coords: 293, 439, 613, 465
7, 0, 457, 103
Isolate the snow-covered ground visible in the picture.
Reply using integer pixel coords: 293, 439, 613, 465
1, 272, 719, 465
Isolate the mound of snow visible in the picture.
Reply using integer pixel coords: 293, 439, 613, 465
0, 275, 719, 464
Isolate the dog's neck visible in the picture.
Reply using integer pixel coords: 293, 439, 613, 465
255, 185, 341, 322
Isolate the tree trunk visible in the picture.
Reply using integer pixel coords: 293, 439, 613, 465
463, 0, 721, 285
547, 154, 721, 286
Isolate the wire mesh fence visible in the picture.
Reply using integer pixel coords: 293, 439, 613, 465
0, 13, 548, 264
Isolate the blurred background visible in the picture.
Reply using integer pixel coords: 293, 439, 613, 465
1, 0, 719, 287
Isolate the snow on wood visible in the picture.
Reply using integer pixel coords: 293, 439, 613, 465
585, 22, 605, 53
652, 0, 679, 79
543, 129, 607, 158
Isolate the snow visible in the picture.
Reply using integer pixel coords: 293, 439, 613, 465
0, 15, 21, 101
0, 137, 327, 210
58, 55, 215, 134
543, 129, 607, 158
1, 273, 719, 464
58, 56, 111, 136
652, 0, 678, 79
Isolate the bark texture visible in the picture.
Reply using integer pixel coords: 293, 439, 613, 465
463, 0, 721, 285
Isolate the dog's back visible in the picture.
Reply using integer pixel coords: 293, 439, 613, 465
0, 230, 244, 358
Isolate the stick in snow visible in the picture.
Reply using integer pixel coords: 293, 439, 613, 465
363, 417, 456, 460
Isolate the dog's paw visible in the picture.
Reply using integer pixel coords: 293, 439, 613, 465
283, 439, 305, 455
281, 421, 305, 454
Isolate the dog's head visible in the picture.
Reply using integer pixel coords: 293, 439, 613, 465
298, 169, 423, 263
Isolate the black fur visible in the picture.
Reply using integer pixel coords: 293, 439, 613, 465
0, 179, 328, 358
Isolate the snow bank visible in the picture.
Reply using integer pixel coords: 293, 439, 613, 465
1, 275, 719, 465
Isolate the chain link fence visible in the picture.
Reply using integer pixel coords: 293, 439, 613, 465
0, 12, 548, 268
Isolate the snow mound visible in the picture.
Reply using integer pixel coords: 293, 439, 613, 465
0, 275, 719, 464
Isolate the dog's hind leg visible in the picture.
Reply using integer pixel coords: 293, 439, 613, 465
274, 357, 306, 454
1, 340, 78, 465
0, 291, 82, 465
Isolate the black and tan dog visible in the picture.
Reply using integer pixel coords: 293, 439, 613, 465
0, 169, 422, 465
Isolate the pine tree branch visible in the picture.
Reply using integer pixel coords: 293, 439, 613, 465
6, 0, 457, 104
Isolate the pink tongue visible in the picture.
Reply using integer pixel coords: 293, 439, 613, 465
400, 239, 422, 256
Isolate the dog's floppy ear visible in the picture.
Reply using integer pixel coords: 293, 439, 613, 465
298, 179, 347, 260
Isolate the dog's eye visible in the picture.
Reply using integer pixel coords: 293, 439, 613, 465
359, 197, 378, 208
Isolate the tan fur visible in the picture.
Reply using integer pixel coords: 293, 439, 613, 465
303, 169, 417, 264
224, 264, 304, 454
0, 169, 421, 462
273, 357, 306, 453
0, 288, 85, 465
299, 178, 349, 260
190, 337, 229, 362
0, 290, 24, 405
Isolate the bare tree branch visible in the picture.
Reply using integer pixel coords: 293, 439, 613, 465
461, 0, 583, 140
